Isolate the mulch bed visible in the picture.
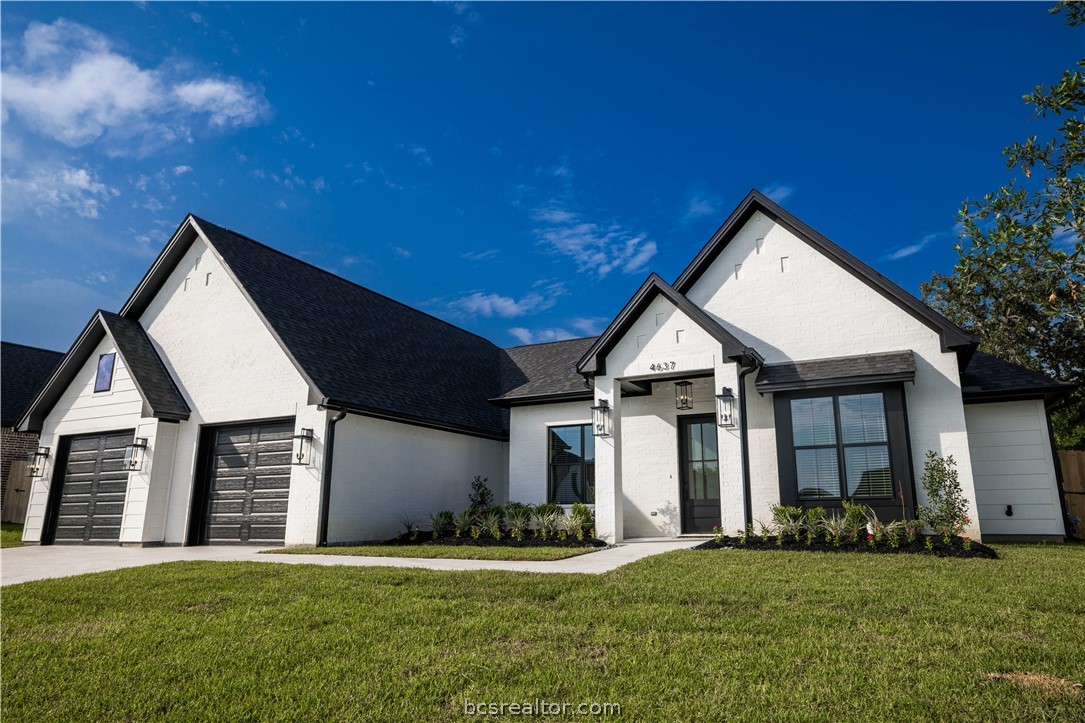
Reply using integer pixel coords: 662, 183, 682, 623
384, 533, 608, 550
697, 534, 998, 559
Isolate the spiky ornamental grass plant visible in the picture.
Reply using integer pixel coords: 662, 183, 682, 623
453, 510, 474, 538
505, 506, 531, 541
429, 511, 454, 539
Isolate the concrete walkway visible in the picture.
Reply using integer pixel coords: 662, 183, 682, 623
0, 538, 703, 586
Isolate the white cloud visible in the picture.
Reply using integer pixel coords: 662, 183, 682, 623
0, 19, 270, 153
532, 204, 657, 278
275, 199, 287, 209
683, 191, 721, 224
393, 246, 412, 259
449, 25, 466, 47
461, 249, 499, 261
762, 182, 794, 203
2, 161, 119, 219
446, 282, 566, 319
887, 232, 939, 261
570, 316, 608, 336
172, 165, 192, 176
508, 327, 576, 345
311, 176, 328, 193
408, 145, 432, 165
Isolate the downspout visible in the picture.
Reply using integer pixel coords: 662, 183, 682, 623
738, 358, 762, 529
317, 406, 348, 547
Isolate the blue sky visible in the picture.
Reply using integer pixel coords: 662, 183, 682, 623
2, 2, 1080, 351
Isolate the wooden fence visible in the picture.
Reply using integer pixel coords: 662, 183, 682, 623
1060, 450, 1085, 540
1, 460, 33, 524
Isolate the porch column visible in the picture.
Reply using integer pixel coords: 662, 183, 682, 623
714, 358, 745, 534
594, 376, 623, 543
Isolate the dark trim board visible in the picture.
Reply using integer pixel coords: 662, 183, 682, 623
40, 435, 74, 545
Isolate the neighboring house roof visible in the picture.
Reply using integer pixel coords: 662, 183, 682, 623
960, 351, 1074, 404
672, 190, 979, 356
755, 351, 916, 393
576, 273, 762, 377
1, 342, 64, 427
18, 311, 191, 431
493, 337, 598, 405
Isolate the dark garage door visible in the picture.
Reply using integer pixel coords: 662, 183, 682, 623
204, 420, 293, 544
53, 431, 134, 543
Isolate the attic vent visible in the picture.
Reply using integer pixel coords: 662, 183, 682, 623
734, 264, 742, 280
655, 312, 665, 327
780, 256, 790, 273
183, 277, 190, 291
756, 237, 765, 254
205, 272, 212, 286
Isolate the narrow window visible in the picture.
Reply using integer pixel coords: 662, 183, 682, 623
548, 424, 595, 504
94, 353, 116, 393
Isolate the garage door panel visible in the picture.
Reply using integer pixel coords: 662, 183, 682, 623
51, 430, 133, 544
203, 420, 293, 545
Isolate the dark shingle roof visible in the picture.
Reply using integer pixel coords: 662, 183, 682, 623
99, 312, 191, 421
1, 342, 64, 426
756, 351, 916, 392
960, 351, 1074, 401
194, 217, 510, 437
494, 338, 598, 404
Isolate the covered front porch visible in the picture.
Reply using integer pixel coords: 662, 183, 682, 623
573, 274, 761, 544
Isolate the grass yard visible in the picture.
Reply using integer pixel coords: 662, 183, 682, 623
3, 545, 1084, 721
1, 522, 24, 548
267, 544, 598, 561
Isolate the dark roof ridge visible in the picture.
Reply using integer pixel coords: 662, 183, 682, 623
503, 336, 598, 351
1, 340, 64, 354
189, 215, 501, 349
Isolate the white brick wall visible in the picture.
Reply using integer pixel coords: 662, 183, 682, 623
685, 212, 981, 538
965, 400, 1064, 538
328, 414, 508, 542
139, 235, 324, 545
508, 400, 592, 506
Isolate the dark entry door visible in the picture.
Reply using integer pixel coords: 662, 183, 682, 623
201, 420, 293, 545
679, 415, 722, 534
50, 430, 134, 543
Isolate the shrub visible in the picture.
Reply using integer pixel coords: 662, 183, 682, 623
772, 505, 805, 541
533, 503, 565, 520
557, 515, 580, 541
805, 506, 827, 529
480, 509, 503, 540
916, 451, 970, 538
468, 475, 494, 511
505, 506, 531, 541
532, 508, 561, 540
820, 513, 846, 547
569, 503, 594, 528
841, 500, 867, 533
429, 510, 454, 538
453, 510, 475, 537
505, 501, 534, 519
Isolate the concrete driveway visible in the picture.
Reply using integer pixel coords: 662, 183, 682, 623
1, 538, 703, 586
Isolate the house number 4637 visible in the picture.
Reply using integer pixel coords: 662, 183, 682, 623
650, 361, 676, 371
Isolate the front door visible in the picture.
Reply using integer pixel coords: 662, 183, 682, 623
679, 415, 721, 534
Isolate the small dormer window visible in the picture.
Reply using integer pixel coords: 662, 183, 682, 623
94, 353, 116, 393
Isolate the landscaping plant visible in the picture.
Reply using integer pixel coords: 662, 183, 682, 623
916, 451, 971, 538
468, 475, 494, 512
429, 511, 454, 539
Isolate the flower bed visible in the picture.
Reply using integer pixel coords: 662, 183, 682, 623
383, 533, 607, 550
696, 533, 997, 559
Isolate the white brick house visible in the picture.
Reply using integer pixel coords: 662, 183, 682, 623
17, 192, 1073, 546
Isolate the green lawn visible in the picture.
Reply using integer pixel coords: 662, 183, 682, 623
1, 522, 24, 548
268, 544, 598, 561
3, 545, 1084, 721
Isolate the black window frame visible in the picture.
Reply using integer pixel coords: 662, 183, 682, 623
774, 383, 916, 521
547, 423, 595, 505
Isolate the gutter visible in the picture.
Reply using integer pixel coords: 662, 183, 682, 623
738, 359, 762, 529
317, 406, 348, 547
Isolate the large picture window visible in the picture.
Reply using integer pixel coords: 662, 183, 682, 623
775, 385, 914, 518
548, 424, 594, 504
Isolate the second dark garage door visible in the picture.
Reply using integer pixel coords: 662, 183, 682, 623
203, 420, 293, 544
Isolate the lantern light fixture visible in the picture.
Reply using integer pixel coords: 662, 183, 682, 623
675, 380, 693, 410
123, 438, 148, 471
716, 387, 736, 428
292, 428, 315, 465
29, 447, 50, 478
591, 399, 612, 438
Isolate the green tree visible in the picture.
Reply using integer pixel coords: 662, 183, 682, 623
922, 2, 1084, 448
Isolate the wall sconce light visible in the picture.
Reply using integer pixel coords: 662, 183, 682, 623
591, 399, 612, 437
293, 428, 314, 465
29, 447, 49, 477
716, 387, 736, 428
123, 438, 148, 471
675, 380, 693, 410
